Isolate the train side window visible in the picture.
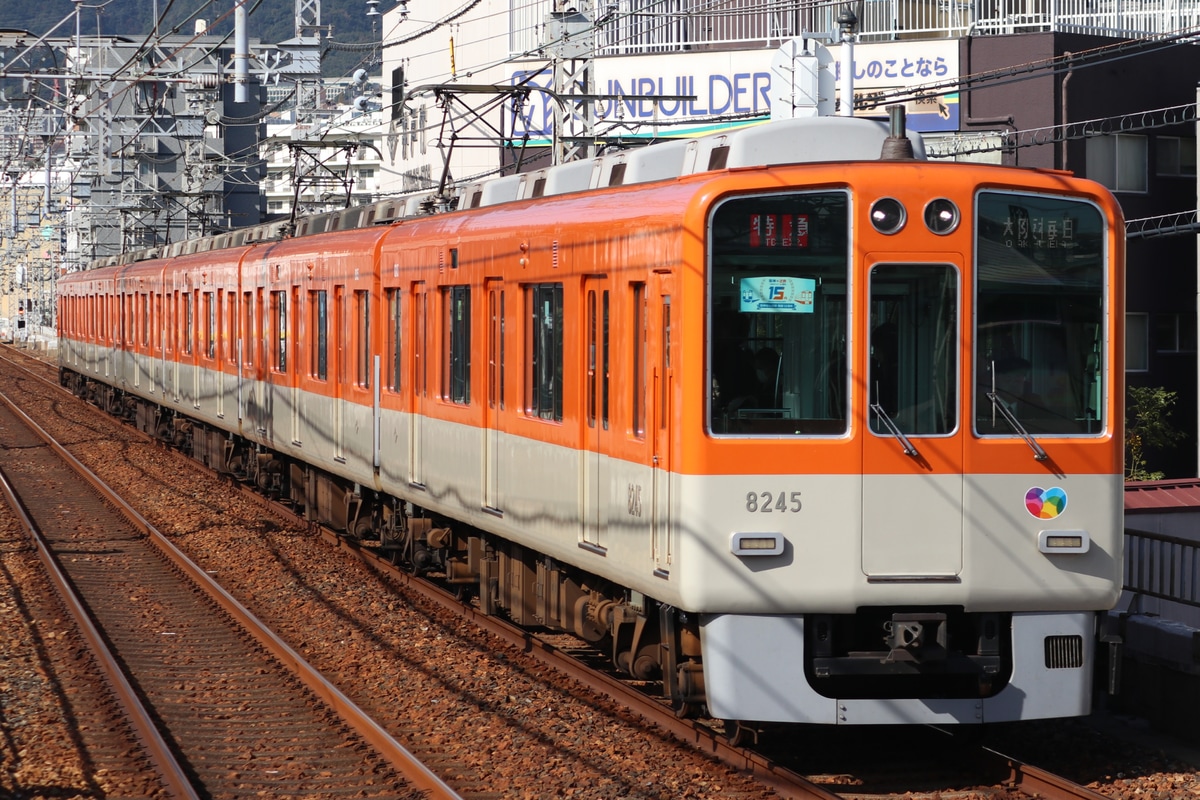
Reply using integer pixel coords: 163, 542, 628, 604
226, 291, 236, 365
140, 294, 149, 346
632, 282, 645, 437
184, 292, 194, 356
386, 288, 402, 392
356, 289, 371, 388
310, 289, 328, 380
205, 291, 216, 359
272, 290, 287, 372
444, 285, 469, 403
242, 291, 254, 366
527, 283, 563, 422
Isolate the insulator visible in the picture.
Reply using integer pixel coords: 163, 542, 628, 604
189, 73, 221, 90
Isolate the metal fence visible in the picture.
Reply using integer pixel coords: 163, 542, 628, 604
512, 0, 1200, 56
1124, 528, 1200, 609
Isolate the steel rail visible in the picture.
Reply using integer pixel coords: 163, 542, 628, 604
0, 377, 463, 800
0, 393, 199, 800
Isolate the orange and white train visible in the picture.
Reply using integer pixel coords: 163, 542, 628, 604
58, 114, 1125, 727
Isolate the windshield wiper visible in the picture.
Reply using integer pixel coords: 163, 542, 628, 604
870, 403, 919, 457
986, 391, 1048, 461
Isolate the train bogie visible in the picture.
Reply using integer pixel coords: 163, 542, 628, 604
58, 114, 1124, 726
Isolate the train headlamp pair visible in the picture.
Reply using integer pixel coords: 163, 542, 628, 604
870, 197, 960, 236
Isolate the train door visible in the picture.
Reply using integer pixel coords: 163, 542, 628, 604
651, 273, 674, 573
409, 281, 427, 487
862, 261, 963, 579
582, 278, 610, 549
484, 279, 504, 512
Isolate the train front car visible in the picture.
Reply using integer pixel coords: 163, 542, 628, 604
683, 153, 1124, 725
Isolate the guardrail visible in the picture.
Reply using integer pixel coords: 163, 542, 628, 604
1124, 528, 1200, 609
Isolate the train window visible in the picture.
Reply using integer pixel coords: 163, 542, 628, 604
184, 293, 194, 356
205, 292, 216, 359
272, 290, 287, 372
708, 190, 850, 436
444, 285, 469, 403
242, 292, 254, 366
527, 283, 563, 422
226, 292, 236, 365
974, 191, 1107, 436
140, 294, 149, 346
387, 289, 402, 392
356, 289, 371, 388
310, 290, 328, 380
868, 264, 959, 437
632, 282, 645, 437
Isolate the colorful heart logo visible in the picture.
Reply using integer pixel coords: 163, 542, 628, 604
1026, 487, 1067, 519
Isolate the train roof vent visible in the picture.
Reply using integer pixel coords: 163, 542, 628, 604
717, 117, 926, 169
597, 154, 627, 186
306, 214, 331, 235
231, 230, 247, 246
371, 199, 401, 223
685, 134, 729, 173
456, 183, 484, 210
337, 206, 365, 230
543, 158, 594, 196
478, 174, 522, 207
517, 170, 547, 199
625, 139, 693, 184
184, 240, 200, 255
402, 194, 428, 217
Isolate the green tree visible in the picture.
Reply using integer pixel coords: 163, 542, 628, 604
1125, 386, 1185, 481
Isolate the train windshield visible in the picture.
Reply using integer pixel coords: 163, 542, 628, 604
708, 190, 849, 436
974, 191, 1107, 436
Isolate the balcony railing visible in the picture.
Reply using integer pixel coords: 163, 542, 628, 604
512, 0, 1199, 56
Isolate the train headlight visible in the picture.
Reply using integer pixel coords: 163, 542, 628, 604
1037, 530, 1090, 554
924, 198, 960, 234
869, 197, 906, 234
730, 532, 785, 557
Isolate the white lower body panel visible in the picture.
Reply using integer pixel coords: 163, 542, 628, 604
701, 610, 1095, 724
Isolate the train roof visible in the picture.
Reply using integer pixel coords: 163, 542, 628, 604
88, 116, 926, 270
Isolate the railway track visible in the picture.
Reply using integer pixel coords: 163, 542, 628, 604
0, 345, 1171, 799
0, 367, 454, 799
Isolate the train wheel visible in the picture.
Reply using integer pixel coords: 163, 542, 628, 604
723, 720, 756, 748
673, 700, 700, 719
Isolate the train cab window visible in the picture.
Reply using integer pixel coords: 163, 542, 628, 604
444, 285, 469, 403
310, 290, 328, 380
527, 283, 563, 422
707, 191, 850, 436
868, 264, 959, 437
974, 191, 1107, 436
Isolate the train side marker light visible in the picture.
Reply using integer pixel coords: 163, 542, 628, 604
1038, 530, 1089, 554
730, 532, 784, 557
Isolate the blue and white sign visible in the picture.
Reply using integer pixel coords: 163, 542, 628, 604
507, 39, 959, 138
739, 277, 816, 314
